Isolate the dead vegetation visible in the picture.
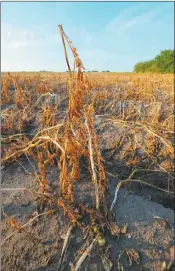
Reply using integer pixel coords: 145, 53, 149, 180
1, 26, 174, 271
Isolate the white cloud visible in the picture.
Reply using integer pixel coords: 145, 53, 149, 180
117, 11, 155, 32
1, 23, 64, 71
1, 3, 173, 72
105, 9, 155, 34
1, 23, 43, 49
105, 5, 140, 32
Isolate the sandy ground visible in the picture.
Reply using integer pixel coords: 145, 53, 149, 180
1, 158, 174, 271
1, 83, 174, 271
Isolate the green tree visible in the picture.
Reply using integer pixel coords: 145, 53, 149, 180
155, 50, 174, 73
134, 49, 174, 73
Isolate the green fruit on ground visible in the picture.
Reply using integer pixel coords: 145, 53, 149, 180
97, 235, 106, 247
93, 225, 100, 233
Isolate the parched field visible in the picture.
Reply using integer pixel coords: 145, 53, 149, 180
1, 71, 174, 271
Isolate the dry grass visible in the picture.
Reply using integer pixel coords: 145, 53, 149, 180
1, 26, 174, 270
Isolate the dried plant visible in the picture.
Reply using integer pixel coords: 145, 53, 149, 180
1, 25, 174, 271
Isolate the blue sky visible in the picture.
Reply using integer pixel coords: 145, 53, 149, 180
1, 2, 174, 72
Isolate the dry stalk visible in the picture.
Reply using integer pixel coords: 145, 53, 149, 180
71, 236, 98, 271
38, 136, 65, 153
110, 177, 174, 212
85, 119, 99, 210
104, 118, 173, 152
58, 223, 74, 270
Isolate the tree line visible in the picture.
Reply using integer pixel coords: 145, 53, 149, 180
134, 49, 174, 73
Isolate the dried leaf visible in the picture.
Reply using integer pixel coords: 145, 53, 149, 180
100, 255, 113, 271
